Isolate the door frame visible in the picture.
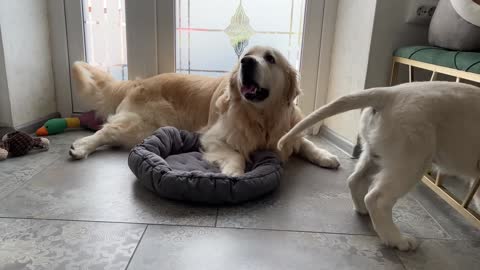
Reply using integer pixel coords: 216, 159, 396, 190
48, 0, 176, 114
48, 0, 336, 122
310, 0, 338, 134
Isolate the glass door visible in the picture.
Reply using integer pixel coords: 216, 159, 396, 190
58, 0, 326, 115
175, 0, 306, 77
82, 0, 128, 81
171, 0, 326, 115
64, 0, 128, 112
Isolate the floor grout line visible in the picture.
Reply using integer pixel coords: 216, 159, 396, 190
124, 225, 148, 270
210, 226, 470, 241
0, 216, 216, 228
0, 215, 475, 242
394, 251, 410, 270
214, 225, 379, 237
0, 150, 67, 201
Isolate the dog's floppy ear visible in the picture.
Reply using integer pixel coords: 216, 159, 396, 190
217, 64, 242, 113
285, 64, 302, 105
228, 64, 242, 101
215, 90, 230, 113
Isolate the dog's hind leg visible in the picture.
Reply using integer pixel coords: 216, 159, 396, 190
69, 112, 154, 159
364, 153, 430, 251
296, 138, 340, 169
347, 148, 378, 215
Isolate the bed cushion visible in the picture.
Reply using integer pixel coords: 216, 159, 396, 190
394, 46, 480, 74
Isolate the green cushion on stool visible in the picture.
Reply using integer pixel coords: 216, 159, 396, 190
394, 46, 480, 75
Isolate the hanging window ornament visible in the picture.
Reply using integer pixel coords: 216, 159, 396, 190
224, 0, 255, 58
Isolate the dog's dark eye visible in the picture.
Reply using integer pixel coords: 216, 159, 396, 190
264, 54, 275, 64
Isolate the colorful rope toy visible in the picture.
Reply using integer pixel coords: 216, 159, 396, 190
36, 111, 103, 136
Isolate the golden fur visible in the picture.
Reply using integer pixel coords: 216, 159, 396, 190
69, 46, 339, 175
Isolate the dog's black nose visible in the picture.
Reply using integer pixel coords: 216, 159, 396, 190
241, 56, 257, 68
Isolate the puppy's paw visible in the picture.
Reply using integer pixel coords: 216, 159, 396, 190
384, 235, 418, 251
353, 205, 369, 215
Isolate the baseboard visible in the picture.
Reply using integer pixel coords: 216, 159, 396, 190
318, 126, 355, 158
14, 112, 60, 134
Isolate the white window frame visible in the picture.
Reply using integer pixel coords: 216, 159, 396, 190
310, 0, 338, 134
48, 0, 336, 123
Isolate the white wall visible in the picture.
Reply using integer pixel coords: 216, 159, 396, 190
323, 0, 432, 143
322, 0, 377, 142
365, 0, 434, 88
0, 25, 12, 127
0, 0, 56, 127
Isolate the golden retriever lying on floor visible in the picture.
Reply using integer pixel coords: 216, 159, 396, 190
69, 46, 339, 175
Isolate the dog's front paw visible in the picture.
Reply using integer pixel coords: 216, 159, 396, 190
69, 138, 92, 160
69, 147, 88, 160
383, 235, 418, 251
222, 164, 245, 177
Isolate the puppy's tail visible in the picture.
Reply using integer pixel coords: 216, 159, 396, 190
278, 88, 391, 150
72, 61, 134, 118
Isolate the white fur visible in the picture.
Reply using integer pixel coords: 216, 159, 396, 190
279, 81, 480, 250
0, 148, 7, 160
39, 137, 50, 150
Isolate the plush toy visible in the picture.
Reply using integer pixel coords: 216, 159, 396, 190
0, 131, 50, 160
36, 110, 103, 136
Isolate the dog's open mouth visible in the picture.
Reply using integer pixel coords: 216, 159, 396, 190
240, 82, 270, 102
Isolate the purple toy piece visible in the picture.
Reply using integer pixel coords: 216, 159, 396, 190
78, 110, 104, 131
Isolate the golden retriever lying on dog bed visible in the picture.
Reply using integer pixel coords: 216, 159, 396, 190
69, 46, 339, 175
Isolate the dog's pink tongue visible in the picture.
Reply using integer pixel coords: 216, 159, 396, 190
241, 85, 256, 94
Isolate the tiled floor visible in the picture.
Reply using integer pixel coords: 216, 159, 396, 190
0, 131, 478, 270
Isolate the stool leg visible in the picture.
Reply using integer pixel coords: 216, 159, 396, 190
462, 177, 480, 208
435, 172, 444, 186
409, 65, 415, 82
390, 61, 399, 86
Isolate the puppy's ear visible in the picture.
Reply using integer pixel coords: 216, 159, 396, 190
285, 64, 302, 105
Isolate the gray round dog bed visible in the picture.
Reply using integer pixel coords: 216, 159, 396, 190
128, 127, 283, 204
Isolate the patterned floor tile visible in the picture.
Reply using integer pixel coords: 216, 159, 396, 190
217, 158, 448, 240
0, 218, 145, 270
396, 239, 480, 270
127, 225, 404, 270
0, 150, 217, 226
